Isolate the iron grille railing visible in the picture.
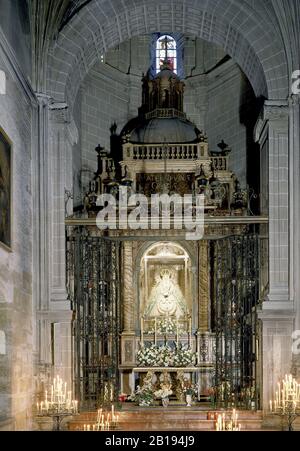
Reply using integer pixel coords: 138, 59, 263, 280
211, 234, 260, 410
67, 230, 121, 410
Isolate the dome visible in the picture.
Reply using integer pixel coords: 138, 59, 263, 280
129, 117, 199, 144
156, 67, 180, 81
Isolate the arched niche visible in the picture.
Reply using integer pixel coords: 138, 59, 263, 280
139, 242, 194, 326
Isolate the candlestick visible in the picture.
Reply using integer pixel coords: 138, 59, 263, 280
270, 374, 300, 431
36, 375, 78, 430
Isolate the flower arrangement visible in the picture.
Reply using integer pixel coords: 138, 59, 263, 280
173, 345, 196, 367
118, 393, 128, 402
147, 318, 185, 336
182, 380, 198, 396
136, 344, 159, 367
128, 371, 155, 407
137, 344, 196, 368
157, 345, 173, 367
128, 385, 154, 407
154, 384, 173, 400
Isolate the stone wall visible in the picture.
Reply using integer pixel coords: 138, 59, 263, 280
0, 0, 31, 80
0, 32, 33, 430
206, 60, 256, 186
81, 63, 131, 190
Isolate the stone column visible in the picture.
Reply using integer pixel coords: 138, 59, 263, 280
264, 101, 290, 305
289, 94, 300, 375
255, 100, 295, 410
260, 313, 294, 412
34, 94, 51, 372
35, 99, 78, 392
49, 104, 78, 305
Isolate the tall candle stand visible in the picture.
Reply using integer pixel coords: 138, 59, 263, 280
269, 374, 300, 431
36, 375, 79, 431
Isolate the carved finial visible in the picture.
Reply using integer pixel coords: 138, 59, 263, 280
95, 144, 105, 155
196, 129, 208, 143
110, 122, 117, 135
217, 140, 231, 155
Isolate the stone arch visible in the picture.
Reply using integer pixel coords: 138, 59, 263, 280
47, 0, 289, 110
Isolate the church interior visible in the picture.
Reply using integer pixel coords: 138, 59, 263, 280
0, 0, 300, 432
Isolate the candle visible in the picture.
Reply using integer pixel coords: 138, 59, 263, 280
99, 409, 102, 422
111, 404, 115, 421
155, 318, 157, 346
176, 319, 179, 347
141, 317, 144, 344
219, 415, 222, 431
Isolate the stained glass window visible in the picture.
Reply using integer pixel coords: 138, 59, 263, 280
156, 35, 177, 74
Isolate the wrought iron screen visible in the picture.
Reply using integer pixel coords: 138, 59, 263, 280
67, 230, 121, 410
211, 234, 260, 410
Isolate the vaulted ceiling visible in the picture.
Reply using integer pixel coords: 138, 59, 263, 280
28, 0, 300, 101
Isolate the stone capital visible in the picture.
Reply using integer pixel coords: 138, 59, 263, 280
49, 101, 69, 124
35, 92, 52, 106
263, 100, 289, 121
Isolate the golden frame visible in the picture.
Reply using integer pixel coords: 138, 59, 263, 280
0, 126, 12, 252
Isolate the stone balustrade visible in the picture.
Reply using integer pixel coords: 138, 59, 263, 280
123, 144, 228, 171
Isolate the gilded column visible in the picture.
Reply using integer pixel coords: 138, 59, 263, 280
123, 241, 134, 332
198, 240, 210, 332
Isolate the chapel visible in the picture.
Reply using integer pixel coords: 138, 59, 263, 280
0, 0, 300, 432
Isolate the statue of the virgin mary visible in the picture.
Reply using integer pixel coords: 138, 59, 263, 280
144, 267, 187, 318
